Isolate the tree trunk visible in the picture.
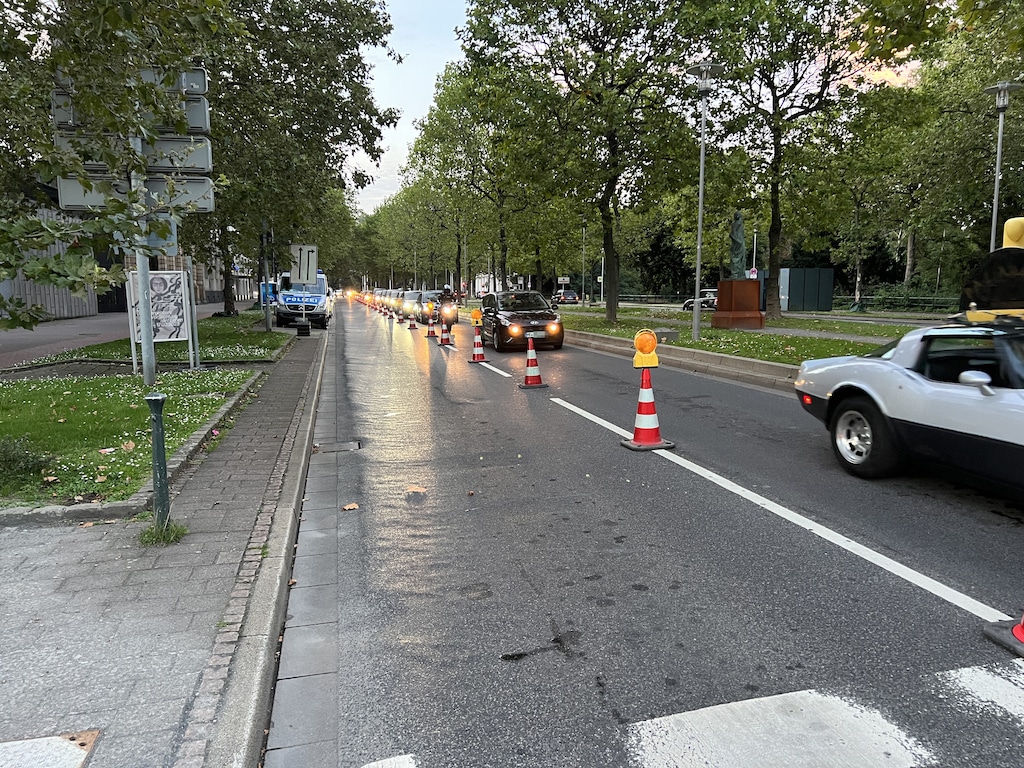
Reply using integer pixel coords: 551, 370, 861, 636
497, 202, 508, 291
765, 121, 783, 320
903, 228, 915, 285
220, 226, 236, 315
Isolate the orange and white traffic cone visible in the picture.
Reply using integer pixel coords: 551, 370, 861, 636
438, 320, 452, 346
397, 307, 405, 324
468, 326, 488, 363
407, 314, 418, 330
426, 315, 437, 337
518, 336, 548, 389
984, 614, 1024, 658
621, 368, 674, 450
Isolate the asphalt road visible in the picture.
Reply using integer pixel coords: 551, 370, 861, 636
266, 299, 1024, 767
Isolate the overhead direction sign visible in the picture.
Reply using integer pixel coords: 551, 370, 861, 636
56, 175, 214, 213
143, 137, 212, 173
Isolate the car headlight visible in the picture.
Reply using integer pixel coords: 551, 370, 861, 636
508, 324, 521, 336
548, 323, 561, 334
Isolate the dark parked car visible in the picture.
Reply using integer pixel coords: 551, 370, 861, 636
481, 290, 564, 352
552, 289, 579, 304
682, 288, 718, 311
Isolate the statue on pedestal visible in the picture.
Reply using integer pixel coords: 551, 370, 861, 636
729, 210, 746, 279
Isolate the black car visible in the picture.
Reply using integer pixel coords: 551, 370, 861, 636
481, 290, 564, 352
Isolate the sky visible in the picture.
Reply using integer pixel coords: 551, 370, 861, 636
353, 0, 468, 215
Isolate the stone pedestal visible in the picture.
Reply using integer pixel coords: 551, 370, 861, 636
711, 280, 764, 330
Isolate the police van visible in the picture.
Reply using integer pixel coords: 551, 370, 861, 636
275, 270, 333, 329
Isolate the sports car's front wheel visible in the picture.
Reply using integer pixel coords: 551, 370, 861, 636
829, 396, 901, 479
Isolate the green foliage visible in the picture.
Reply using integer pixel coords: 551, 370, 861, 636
1, 0, 241, 327
139, 520, 189, 546
0, 434, 55, 495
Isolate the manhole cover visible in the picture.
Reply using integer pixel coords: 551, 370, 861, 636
0, 730, 99, 768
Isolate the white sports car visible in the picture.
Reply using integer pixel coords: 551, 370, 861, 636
794, 310, 1024, 486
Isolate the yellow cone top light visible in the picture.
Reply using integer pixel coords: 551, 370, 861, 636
1005, 217, 1024, 249
471, 307, 483, 327
633, 328, 659, 368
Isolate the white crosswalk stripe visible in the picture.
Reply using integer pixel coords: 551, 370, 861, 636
627, 659, 1024, 767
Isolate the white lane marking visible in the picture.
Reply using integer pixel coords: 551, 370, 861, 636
550, 397, 1011, 623
941, 659, 1024, 722
551, 397, 632, 438
627, 689, 935, 768
479, 361, 512, 378
362, 756, 417, 768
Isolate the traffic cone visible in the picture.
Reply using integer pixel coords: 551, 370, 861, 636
468, 326, 488, 363
438, 320, 452, 346
407, 314, 418, 330
397, 307, 405, 324
983, 614, 1024, 658
426, 315, 437, 337
621, 368, 674, 450
518, 336, 548, 389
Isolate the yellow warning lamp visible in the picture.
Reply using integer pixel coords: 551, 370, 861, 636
632, 328, 659, 368
471, 308, 483, 327
1005, 217, 1024, 248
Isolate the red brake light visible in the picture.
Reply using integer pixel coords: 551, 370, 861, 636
801, 394, 813, 406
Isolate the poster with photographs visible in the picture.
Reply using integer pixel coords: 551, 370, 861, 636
127, 271, 191, 343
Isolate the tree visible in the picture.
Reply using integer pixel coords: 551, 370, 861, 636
1, 0, 238, 328
461, 0, 704, 322
179, 0, 399, 313
710, 0, 871, 319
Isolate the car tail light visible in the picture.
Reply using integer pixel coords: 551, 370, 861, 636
801, 394, 813, 406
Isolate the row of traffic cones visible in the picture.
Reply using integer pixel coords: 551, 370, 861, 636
365, 298, 672, 450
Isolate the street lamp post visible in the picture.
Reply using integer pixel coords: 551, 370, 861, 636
985, 80, 1022, 252
581, 216, 586, 307
686, 62, 724, 342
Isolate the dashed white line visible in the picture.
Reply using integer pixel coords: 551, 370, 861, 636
478, 361, 512, 378
550, 397, 1011, 623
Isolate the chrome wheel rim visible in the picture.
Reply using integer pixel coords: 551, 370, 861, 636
835, 410, 872, 465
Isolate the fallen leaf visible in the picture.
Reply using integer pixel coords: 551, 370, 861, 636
79, 521, 94, 527
98, 466, 107, 471
406, 485, 427, 494
130, 404, 139, 409
57, 418, 66, 423
95, 476, 107, 482
212, 429, 220, 436
122, 440, 136, 451
343, 503, 359, 511
98, 448, 116, 455
43, 476, 58, 483
467, 491, 475, 496
288, 579, 297, 586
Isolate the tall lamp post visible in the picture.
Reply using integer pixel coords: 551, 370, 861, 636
686, 62, 724, 341
985, 80, 1022, 252
581, 216, 586, 307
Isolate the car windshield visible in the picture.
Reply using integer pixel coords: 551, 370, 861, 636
498, 292, 549, 310
863, 339, 899, 359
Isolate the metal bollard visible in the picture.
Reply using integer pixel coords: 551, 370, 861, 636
145, 393, 171, 530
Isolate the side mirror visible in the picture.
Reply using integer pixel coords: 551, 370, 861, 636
959, 369, 996, 396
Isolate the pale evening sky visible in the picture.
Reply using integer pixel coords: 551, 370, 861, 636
353, 0, 468, 215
